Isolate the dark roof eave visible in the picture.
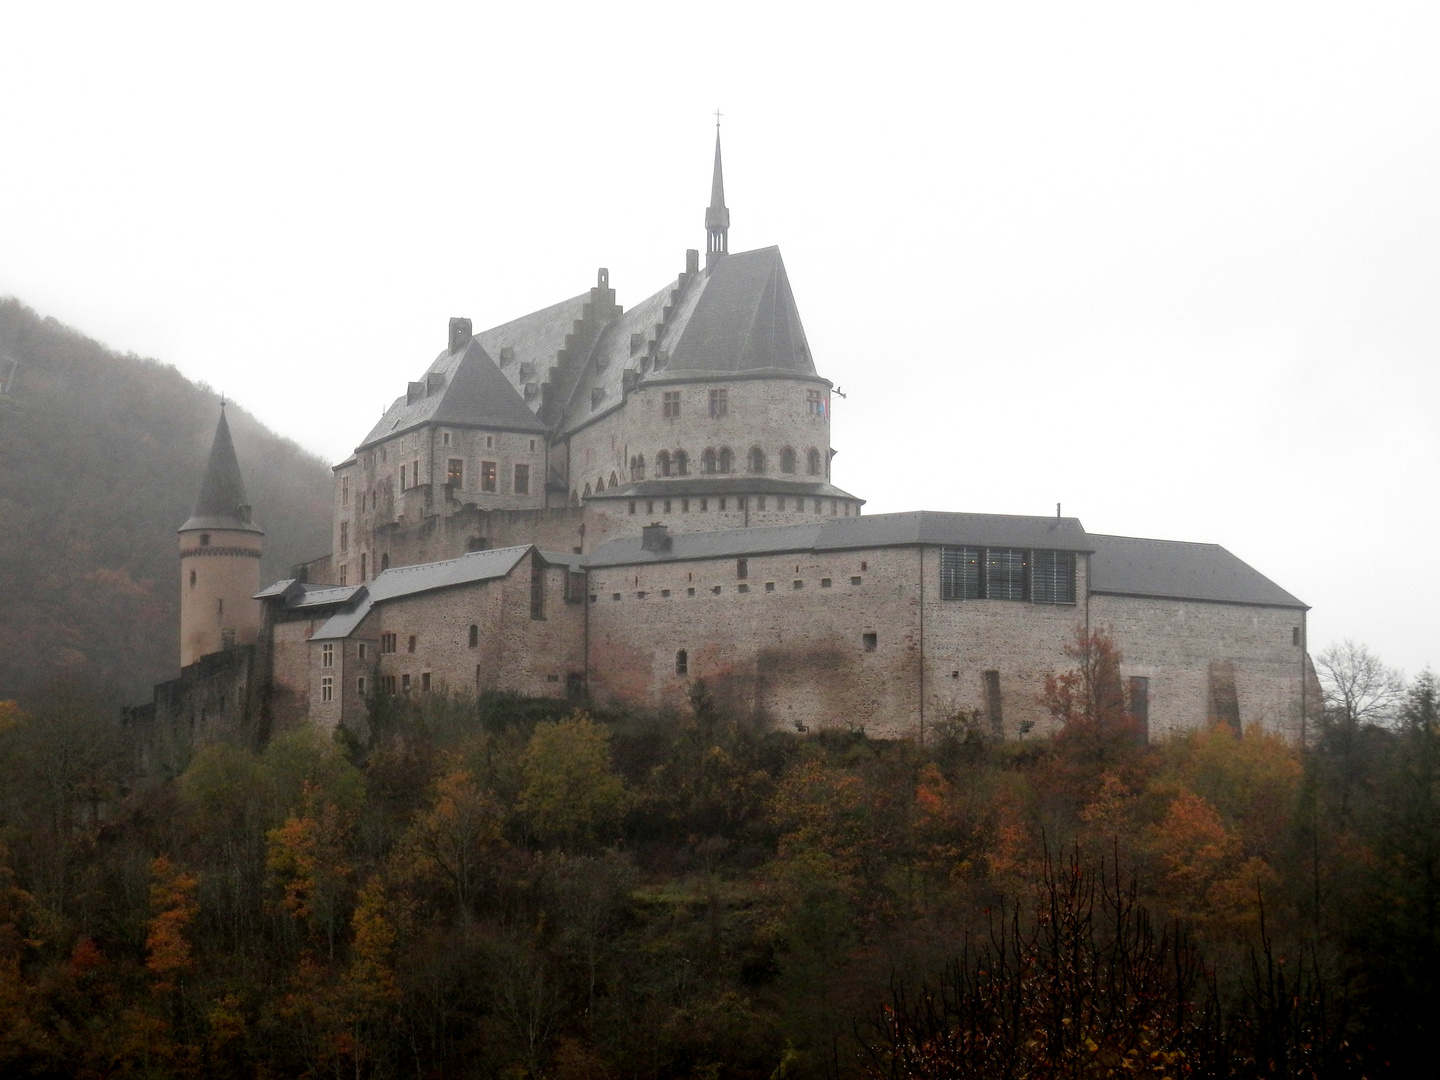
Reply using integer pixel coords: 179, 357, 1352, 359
644, 369, 833, 387
179, 517, 265, 535
1089, 588, 1309, 611
355, 413, 546, 454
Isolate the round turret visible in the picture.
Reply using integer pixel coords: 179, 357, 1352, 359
179, 407, 264, 667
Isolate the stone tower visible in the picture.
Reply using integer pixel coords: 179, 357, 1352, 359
179, 406, 264, 667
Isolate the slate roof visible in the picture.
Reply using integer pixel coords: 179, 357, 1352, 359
311, 545, 533, 640
661, 247, 816, 377
589, 477, 861, 501
1088, 534, 1307, 609
583, 511, 1092, 568
254, 579, 363, 608
182, 409, 264, 534
358, 338, 547, 450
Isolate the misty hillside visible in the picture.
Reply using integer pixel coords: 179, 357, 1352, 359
0, 298, 334, 705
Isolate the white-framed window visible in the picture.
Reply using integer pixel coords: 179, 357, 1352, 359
322, 643, 334, 668
321, 676, 333, 702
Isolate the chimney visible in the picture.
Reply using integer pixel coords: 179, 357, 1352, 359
641, 523, 671, 553
448, 317, 473, 354
685, 248, 699, 275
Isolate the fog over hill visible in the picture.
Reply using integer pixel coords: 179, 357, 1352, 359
0, 298, 333, 705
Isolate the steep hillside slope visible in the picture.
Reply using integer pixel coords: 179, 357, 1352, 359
0, 298, 334, 704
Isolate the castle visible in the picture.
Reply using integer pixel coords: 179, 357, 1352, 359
130, 130, 1314, 762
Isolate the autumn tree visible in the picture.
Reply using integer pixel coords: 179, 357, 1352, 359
517, 713, 629, 848
401, 766, 504, 929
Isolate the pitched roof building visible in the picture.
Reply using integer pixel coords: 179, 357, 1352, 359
138, 128, 1315, 756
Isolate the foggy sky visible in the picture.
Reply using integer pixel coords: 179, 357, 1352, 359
2, 2, 1437, 678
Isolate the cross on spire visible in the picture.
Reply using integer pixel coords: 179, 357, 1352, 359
714, 108, 722, 128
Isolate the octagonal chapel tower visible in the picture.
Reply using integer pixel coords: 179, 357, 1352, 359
179, 406, 264, 667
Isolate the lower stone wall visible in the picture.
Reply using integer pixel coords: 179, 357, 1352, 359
124, 645, 260, 780
1092, 594, 1306, 740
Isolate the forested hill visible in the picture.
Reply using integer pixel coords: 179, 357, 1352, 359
0, 297, 334, 705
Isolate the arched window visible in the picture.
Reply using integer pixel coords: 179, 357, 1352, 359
570, 490, 580, 506
609, 471, 618, 489
675, 450, 689, 476
657, 450, 671, 477
469, 624, 479, 648
780, 447, 797, 474
380, 553, 390, 571
703, 448, 718, 474
582, 483, 592, 498
807, 448, 822, 475
630, 455, 645, 481
675, 649, 688, 676
748, 447, 765, 474
718, 447, 733, 473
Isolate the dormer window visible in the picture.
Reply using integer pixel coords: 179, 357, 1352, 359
200, 534, 210, 547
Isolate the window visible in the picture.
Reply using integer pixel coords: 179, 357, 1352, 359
736, 558, 748, 579
941, 547, 982, 599
708, 388, 728, 417
984, 670, 1003, 735
530, 439, 537, 451
675, 450, 688, 476
321, 676, 333, 702
447, 458, 463, 486
630, 454, 645, 481
793, 579, 803, 589
530, 564, 545, 619
850, 576, 862, 586
357, 676, 366, 695
382, 675, 396, 694
1292, 626, 1301, 646
718, 447, 732, 473
479, 461, 497, 492
675, 649, 688, 676
663, 391, 681, 418
1129, 676, 1150, 740
863, 632, 877, 652
381, 553, 389, 571
407, 635, 416, 653
657, 450, 671, 476
780, 447, 796, 473
322, 643, 334, 668
413, 459, 420, 486
807, 448, 822, 475
200, 533, 210, 546
986, 549, 1027, 601
402, 674, 411, 693
940, 547, 1074, 604
380, 632, 397, 653
189, 570, 196, 587
360, 553, 367, 582
821, 578, 832, 588
486, 435, 494, 449
748, 447, 765, 473
400, 464, 407, 489
1030, 550, 1076, 604
421, 672, 431, 692
514, 463, 529, 495
469, 624, 479, 648
341, 476, 350, 506
339, 522, 349, 553
442, 431, 450, 446
703, 448, 718, 473
339, 564, 348, 585
807, 389, 825, 416
358, 643, 367, 660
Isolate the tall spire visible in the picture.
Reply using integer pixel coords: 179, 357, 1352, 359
181, 405, 263, 533
705, 112, 730, 270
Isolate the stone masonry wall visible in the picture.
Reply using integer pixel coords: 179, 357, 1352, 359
307, 552, 585, 733
1092, 593, 1306, 740
566, 376, 834, 502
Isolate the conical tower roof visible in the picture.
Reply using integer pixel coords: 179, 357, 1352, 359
180, 407, 264, 534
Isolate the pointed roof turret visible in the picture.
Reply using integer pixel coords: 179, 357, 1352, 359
705, 117, 730, 270
181, 405, 263, 534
